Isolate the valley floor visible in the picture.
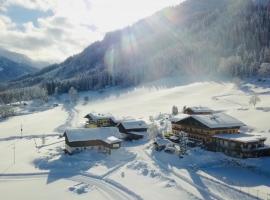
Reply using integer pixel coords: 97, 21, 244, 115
0, 78, 270, 200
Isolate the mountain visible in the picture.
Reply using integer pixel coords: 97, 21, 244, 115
0, 48, 50, 69
7, 0, 270, 94
0, 56, 37, 82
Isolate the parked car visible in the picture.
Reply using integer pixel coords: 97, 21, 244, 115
164, 145, 176, 154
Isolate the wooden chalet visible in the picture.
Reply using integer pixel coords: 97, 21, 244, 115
117, 120, 148, 140
63, 127, 122, 154
84, 113, 117, 128
183, 106, 214, 115
211, 133, 269, 158
171, 113, 270, 158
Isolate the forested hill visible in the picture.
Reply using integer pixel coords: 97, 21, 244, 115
8, 0, 270, 94
0, 56, 37, 82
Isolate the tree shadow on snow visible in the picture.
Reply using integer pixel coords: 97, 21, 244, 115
32, 147, 136, 184
149, 149, 214, 200
149, 148, 270, 199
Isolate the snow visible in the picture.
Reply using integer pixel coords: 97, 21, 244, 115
65, 127, 122, 143
0, 105, 68, 138
192, 113, 246, 128
106, 136, 122, 143
171, 113, 189, 122
120, 120, 148, 130
187, 106, 213, 113
1, 77, 270, 200
213, 133, 267, 143
84, 112, 115, 121
172, 113, 246, 128
154, 137, 171, 146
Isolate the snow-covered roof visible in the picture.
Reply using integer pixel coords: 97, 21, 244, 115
187, 106, 213, 113
171, 113, 189, 122
65, 127, 122, 144
84, 112, 115, 121
191, 113, 245, 128
173, 113, 245, 128
213, 133, 267, 143
120, 120, 148, 130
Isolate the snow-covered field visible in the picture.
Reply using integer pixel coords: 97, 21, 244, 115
1, 78, 270, 200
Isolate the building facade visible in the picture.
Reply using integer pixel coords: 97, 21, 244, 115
117, 120, 148, 140
171, 113, 270, 158
84, 113, 117, 128
64, 127, 122, 154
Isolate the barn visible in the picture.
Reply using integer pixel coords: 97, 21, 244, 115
64, 127, 122, 154
117, 120, 148, 140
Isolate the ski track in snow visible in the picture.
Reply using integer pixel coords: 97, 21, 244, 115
54, 103, 80, 133
0, 172, 140, 200
70, 175, 138, 200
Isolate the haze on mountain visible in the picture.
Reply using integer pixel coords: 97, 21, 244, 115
4, 0, 270, 95
0, 47, 50, 69
0, 56, 37, 82
0, 47, 50, 83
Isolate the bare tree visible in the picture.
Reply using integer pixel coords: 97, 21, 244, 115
233, 77, 242, 89
172, 105, 179, 115
41, 135, 46, 146
178, 131, 188, 155
249, 93, 261, 107
83, 96, 89, 105
69, 87, 78, 103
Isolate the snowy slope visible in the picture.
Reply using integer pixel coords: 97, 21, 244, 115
0, 78, 270, 200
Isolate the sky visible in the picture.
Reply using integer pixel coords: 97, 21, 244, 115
0, 0, 182, 64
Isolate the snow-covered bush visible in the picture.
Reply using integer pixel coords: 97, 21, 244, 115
0, 105, 15, 119
148, 123, 160, 140
258, 63, 270, 77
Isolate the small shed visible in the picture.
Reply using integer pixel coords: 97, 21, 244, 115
64, 127, 122, 154
117, 120, 148, 140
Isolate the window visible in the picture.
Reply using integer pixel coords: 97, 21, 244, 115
113, 143, 120, 148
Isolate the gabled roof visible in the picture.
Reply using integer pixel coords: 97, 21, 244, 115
120, 120, 148, 130
174, 113, 245, 128
187, 106, 213, 113
171, 113, 190, 123
64, 127, 122, 144
84, 112, 115, 121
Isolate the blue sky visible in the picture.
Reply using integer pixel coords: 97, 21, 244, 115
5, 5, 53, 27
0, 0, 182, 63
